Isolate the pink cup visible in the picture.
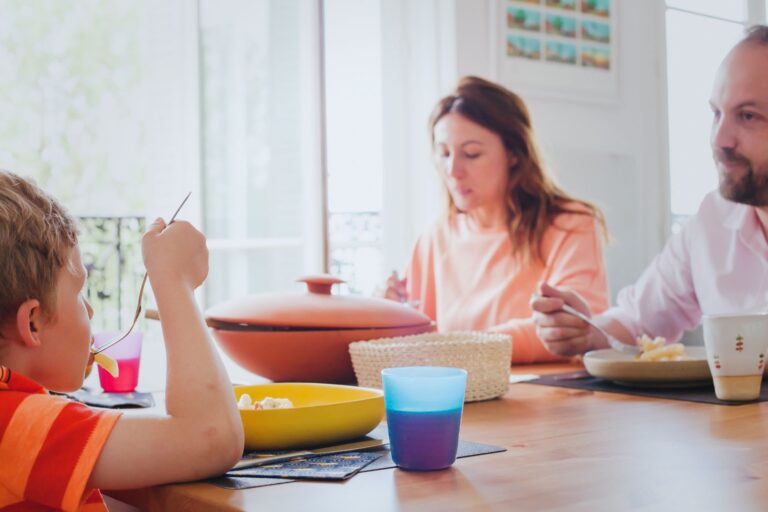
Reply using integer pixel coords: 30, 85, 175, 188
94, 331, 143, 393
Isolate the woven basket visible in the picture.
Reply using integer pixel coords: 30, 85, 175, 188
349, 332, 512, 402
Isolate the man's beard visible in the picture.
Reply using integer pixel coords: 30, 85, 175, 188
715, 148, 768, 206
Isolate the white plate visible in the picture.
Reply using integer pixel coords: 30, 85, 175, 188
583, 346, 712, 387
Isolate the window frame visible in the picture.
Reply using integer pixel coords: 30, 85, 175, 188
193, 0, 329, 307
663, 0, 768, 232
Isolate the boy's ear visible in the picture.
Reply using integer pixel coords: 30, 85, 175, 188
15, 299, 43, 348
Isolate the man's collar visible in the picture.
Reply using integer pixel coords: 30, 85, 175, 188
720, 195, 754, 231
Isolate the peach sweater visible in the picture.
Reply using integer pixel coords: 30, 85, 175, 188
406, 210, 609, 364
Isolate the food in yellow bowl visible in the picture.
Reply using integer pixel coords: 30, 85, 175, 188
235, 383, 384, 450
237, 393, 294, 410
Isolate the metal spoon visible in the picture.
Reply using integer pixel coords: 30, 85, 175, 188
559, 303, 640, 355
91, 191, 191, 355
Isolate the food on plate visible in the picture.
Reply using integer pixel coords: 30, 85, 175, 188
636, 335, 690, 361
237, 393, 294, 411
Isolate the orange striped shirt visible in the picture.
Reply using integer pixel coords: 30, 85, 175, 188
0, 367, 120, 512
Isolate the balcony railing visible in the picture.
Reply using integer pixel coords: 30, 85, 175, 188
78, 216, 145, 332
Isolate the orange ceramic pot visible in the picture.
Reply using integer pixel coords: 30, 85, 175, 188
205, 275, 434, 383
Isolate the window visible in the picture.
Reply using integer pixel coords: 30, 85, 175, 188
0, 0, 392, 310
666, 0, 746, 22
198, 0, 387, 303
0, 1, 149, 215
198, 0, 326, 306
665, 0, 767, 230
325, 0, 385, 296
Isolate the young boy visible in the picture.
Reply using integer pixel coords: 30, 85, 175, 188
0, 171, 243, 510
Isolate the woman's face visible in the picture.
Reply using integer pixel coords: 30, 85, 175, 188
433, 112, 516, 213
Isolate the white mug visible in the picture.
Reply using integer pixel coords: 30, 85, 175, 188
702, 313, 768, 401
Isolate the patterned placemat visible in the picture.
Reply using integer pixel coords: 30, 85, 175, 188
228, 452, 384, 481
526, 371, 768, 405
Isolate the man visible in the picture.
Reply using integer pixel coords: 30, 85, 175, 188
531, 25, 768, 356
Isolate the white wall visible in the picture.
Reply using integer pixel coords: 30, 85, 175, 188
383, 0, 671, 301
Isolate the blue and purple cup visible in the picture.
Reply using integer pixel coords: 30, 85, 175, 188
382, 366, 467, 471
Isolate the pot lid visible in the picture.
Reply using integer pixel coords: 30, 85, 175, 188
205, 275, 432, 330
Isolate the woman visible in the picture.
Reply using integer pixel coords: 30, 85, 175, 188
385, 76, 609, 363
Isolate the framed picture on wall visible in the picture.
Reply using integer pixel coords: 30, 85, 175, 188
490, 0, 619, 102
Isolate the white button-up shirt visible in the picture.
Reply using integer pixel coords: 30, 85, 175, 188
604, 191, 768, 341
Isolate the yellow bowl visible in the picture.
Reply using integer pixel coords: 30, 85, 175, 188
234, 383, 384, 450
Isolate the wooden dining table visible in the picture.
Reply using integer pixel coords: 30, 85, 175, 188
106, 363, 768, 511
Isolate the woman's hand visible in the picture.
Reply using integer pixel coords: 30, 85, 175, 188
382, 271, 408, 303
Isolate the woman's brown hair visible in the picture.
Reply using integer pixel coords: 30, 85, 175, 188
429, 76, 607, 264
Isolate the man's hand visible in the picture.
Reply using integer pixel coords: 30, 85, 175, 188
530, 282, 600, 357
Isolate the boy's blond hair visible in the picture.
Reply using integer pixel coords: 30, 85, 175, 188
0, 171, 79, 324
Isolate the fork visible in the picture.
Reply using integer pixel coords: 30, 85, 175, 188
91, 191, 192, 355
559, 303, 640, 355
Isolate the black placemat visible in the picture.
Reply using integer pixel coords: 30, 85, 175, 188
526, 371, 768, 405
60, 388, 155, 408
210, 427, 506, 490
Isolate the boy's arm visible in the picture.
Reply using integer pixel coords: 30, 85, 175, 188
87, 219, 243, 490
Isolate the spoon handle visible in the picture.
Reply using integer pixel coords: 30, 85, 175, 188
560, 304, 639, 355
91, 192, 192, 355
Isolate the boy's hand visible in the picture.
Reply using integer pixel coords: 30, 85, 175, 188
142, 218, 208, 290
89, 217, 242, 489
